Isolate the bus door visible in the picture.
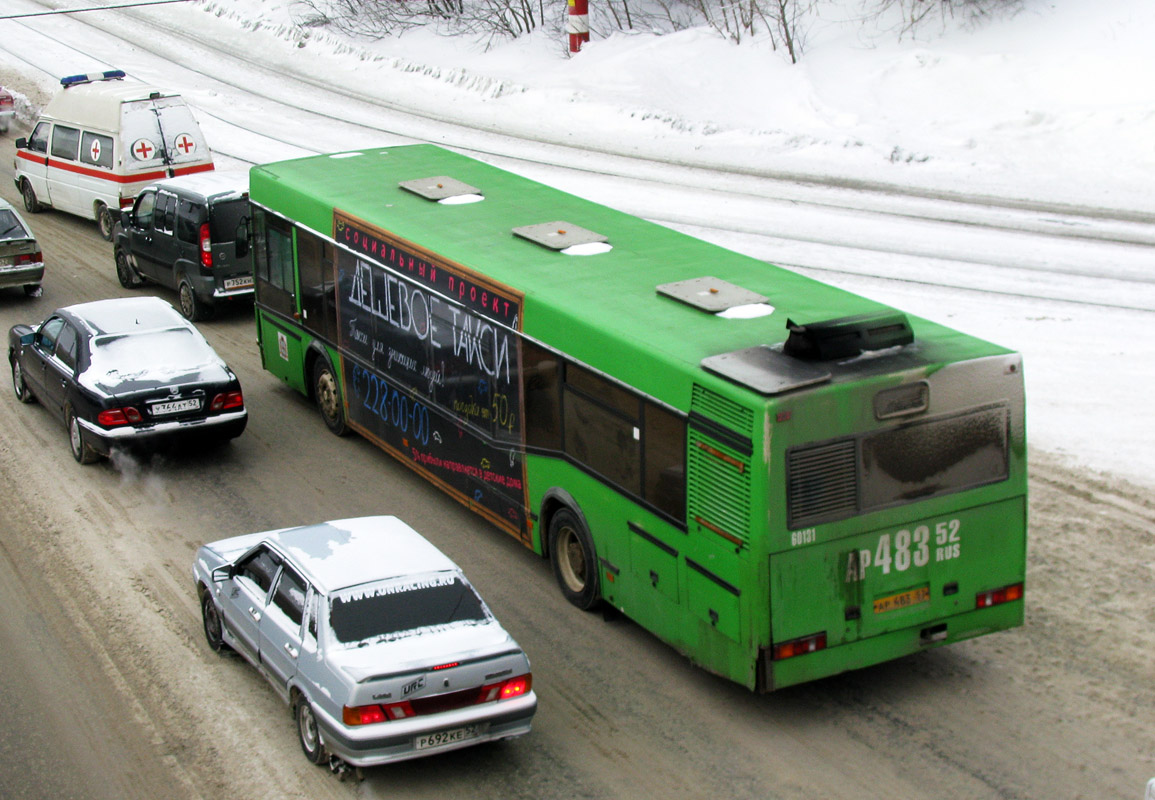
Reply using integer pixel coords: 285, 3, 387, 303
252, 209, 305, 391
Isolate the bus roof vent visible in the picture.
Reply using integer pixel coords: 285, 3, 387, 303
657, 276, 768, 313
399, 176, 481, 202
512, 221, 607, 251
784, 311, 913, 361
701, 346, 831, 396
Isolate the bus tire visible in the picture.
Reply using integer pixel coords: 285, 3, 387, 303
549, 509, 600, 611
312, 358, 349, 437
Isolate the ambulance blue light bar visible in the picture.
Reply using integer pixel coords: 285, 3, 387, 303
60, 70, 126, 88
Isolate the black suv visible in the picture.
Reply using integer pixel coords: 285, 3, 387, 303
113, 173, 252, 321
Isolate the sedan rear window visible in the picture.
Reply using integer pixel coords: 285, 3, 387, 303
329, 575, 488, 645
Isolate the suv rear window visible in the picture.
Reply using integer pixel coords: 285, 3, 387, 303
209, 197, 249, 245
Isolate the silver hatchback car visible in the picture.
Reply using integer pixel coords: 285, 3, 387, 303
193, 516, 537, 771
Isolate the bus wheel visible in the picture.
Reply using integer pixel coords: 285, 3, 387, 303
21, 180, 41, 213
313, 359, 349, 437
549, 509, 600, 610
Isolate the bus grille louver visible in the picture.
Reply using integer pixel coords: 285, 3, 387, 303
787, 440, 858, 528
687, 430, 751, 546
692, 384, 753, 436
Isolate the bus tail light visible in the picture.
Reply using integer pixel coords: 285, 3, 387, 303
976, 582, 1023, 609
97, 407, 143, 426
772, 632, 827, 661
200, 223, 212, 268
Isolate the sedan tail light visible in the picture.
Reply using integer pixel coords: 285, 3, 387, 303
342, 673, 533, 727
97, 407, 143, 427
210, 391, 243, 411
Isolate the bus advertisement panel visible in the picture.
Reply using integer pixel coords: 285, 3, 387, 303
333, 210, 530, 540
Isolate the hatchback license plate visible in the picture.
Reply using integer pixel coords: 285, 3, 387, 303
873, 586, 930, 614
224, 276, 253, 290
151, 398, 201, 416
415, 724, 481, 751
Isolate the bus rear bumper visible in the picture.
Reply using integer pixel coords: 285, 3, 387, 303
761, 600, 1024, 692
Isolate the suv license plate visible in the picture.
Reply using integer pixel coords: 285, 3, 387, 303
224, 276, 253, 290
151, 398, 201, 416
415, 724, 481, 751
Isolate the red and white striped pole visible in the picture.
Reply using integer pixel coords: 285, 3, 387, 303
567, 0, 589, 53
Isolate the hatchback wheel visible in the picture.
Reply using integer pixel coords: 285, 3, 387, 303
67, 407, 100, 464
296, 699, 327, 765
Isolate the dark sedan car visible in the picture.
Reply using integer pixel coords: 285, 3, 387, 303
8, 296, 246, 463
0, 197, 44, 297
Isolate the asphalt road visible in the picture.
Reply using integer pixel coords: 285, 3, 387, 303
1, 133, 1153, 800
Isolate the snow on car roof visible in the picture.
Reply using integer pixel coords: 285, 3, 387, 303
152, 171, 249, 200
65, 296, 188, 335
266, 516, 460, 594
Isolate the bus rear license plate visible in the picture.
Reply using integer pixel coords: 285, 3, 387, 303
224, 276, 253, 290
415, 724, 481, 751
151, 398, 201, 416
873, 586, 930, 614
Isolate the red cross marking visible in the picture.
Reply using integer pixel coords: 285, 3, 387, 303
175, 134, 195, 155
89, 140, 101, 162
134, 139, 154, 160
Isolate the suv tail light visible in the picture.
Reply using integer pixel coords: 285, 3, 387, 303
199, 222, 212, 269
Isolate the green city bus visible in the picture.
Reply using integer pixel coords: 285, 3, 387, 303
248, 144, 1026, 691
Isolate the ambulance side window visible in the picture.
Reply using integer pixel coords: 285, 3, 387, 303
50, 125, 80, 161
28, 123, 50, 154
81, 131, 114, 170
135, 191, 157, 229
156, 193, 176, 236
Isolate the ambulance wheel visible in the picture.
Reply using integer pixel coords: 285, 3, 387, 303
96, 204, 115, 241
21, 180, 41, 213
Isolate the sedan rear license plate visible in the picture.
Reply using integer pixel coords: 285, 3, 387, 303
873, 586, 930, 614
224, 276, 253, 290
415, 724, 481, 751
151, 398, 201, 416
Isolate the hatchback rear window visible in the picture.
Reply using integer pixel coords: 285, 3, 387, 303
329, 575, 488, 645
0, 209, 30, 241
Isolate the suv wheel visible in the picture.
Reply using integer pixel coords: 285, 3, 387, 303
178, 281, 213, 322
115, 250, 143, 288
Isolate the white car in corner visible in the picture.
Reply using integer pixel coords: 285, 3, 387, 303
193, 516, 537, 771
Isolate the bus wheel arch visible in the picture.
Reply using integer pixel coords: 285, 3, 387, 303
544, 497, 600, 611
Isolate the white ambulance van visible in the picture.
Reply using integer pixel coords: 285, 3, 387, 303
13, 70, 215, 241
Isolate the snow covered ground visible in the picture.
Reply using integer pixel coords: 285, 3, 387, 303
1, 0, 1152, 488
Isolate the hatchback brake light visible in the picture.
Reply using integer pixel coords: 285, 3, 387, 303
14, 251, 43, 266
976, 582, 1023, 609
97, 407, 143, 426
199, 222, 212, 269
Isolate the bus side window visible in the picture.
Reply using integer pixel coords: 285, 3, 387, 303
296, 228, 337, 342
253, 208, 296, 318
643, 402, 686, 521
563, 364, 642, 496
523, 339, 562, 451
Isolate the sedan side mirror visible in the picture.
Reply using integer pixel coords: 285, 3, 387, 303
211, 564, 234, 583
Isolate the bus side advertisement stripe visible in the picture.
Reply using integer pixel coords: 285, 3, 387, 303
686, 558, 741, 597
628, 521, 680, 556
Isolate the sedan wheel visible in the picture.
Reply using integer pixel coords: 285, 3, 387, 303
12, 361, 35, 404
201, 592, 227, 653
296, 699, 327, 765
67, 407, 100, 464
